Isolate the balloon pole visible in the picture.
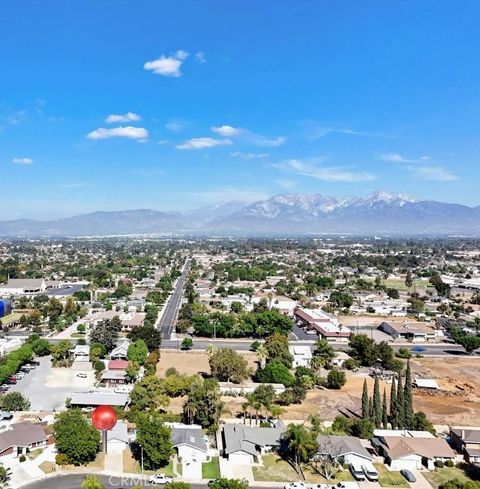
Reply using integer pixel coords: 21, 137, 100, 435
103, 430, 108, 454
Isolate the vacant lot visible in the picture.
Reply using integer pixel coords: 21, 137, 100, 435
157, 349, 259, 377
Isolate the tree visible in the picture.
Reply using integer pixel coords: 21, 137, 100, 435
404, 361, 414, 428
127, 325, 161, 351
53, 410, 100, 465
350, 418, 375, 439
349, 335, 376, 366
31, 338, 51, 356
50, 340, 73, 364
134, 412, 173, 470
181, 338, 193, 350
390, 376, 397, 429
361, 380, 370, 420
405, 270, 413, 288
208, 479, 249, 489
256, 360, 293, 387
396, 374, 405, 429
313, 339, 336, 366
125, 362, 140, 383
281, 424, 317, 476
373, 377, 382, 428
183, 379, 223, 431
209, 348, 250, 383
264, 333, 293, 367
329, 291, 353, 309
326, 369, 346, 389
382, 388, 388, 429
127, 340, 148, 365
1, 392, 30, 411
456, 335, 480, 354
412, 411, 436, 435
252, 383, 276, 417
89, 319, 119, 352
130, 376, 169, 412
166, 484, 192, 489
81, 475, 104, 489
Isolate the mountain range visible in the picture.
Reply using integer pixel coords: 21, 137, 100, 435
1, 192, 479, 237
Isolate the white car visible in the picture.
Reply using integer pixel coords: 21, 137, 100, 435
285, 482, 306, 489
76, 372, 88, 378
148, 474, 173, 485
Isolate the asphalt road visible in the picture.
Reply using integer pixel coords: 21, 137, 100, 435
162, 338, 475, 356
22, 474, 211, 489
157, 259, 190, 340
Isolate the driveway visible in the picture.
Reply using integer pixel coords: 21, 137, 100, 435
10, 356, 95, 411
182, 459, 202, 480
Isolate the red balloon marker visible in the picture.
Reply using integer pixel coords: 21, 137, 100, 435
92, 405, 117, 432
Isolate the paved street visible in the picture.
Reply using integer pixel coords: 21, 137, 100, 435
157, 259, 190, 340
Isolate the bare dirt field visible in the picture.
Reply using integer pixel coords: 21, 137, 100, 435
157, 351, 480, 427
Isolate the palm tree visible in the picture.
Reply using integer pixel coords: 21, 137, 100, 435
269, 404, 285, 421
244, 393, 255, 425
183, 401, 197, 425
256, 345, 268, 369
282, 424, 317, 477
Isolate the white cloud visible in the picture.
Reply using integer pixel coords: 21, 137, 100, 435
413, 166, 458, 181
184, 186, 268, 204
86, 126, 148, 141
273, 158, 376, 183
176, 137, 232, 150
105, 112, 140, 123
379, 153, 429, 164
231, 151, 270, 160
195, 51, 206, 63
143, 50, 189, 77
12, 157, 33, 165
211, 125, 242, 137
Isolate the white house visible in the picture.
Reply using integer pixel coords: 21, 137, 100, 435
315, 435, 373, 466
170, 424, 208, 463
107, 421, 130, 452
289, 345, 313, 368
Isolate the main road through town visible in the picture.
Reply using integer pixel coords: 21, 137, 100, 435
156, 259, 191, 340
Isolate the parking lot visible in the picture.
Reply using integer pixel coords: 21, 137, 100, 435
9, 356, 95, 411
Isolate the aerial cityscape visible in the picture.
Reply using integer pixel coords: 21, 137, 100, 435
0, 2, 479, 489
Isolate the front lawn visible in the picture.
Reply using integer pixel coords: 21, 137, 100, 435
122, 450, 176, 476
253, 454, 354, 483
375, 464, 410, 488
202, 456, 220, 479
423, 466, 476, 488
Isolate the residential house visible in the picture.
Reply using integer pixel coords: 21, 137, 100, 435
170, 423, 208, 462
378, 321, 436, 342
331, 351, 352, 368
372, 430, 455, 470
107, 421, 130, 452
109, 360, 129, 370
100, 370, 127, 387
69, 392, 129, 408
289, 345, 313, 368
222, 424, 284, 464
0, 422, 49, 457
219, 382, 286, 395
315, 435, 373, 465
110, 340, 131, 360
450, 428, 480, 464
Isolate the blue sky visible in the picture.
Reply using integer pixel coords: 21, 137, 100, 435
1, 0, 479, 219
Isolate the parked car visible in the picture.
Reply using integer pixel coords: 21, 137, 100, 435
148, 474, 173, 485
361, 462, 378, 482
0, 386, 9, 393
284, 483, 306, 489
349, 462, 366, 481
400, 470, 416, 483
76, 373, 88, 378
15, 372, 25, 379
5, 377, 16, 385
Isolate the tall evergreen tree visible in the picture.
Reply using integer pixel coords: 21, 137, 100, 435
390, 376, 397, 429
369, 396, 374, 419
382, 388, 388, 429
361, 379, 370, 420
404, 360, 414, 429
396, 374, 405, 429
373, 377, 382, 428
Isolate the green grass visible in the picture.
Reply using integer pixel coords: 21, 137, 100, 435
253, 454, 354, 483
374, 464, 410, 488
122, 451, 177, 476
423, 466, 475, 489
382, 278, 429, 291
202, 456, 220, 479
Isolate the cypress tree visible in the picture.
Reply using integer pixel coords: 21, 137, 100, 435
382, 388, 388, 429
370, 396, 374, 419
390, 376, 397, 429
404, 360, 414, 429
396, 373, 405, 429
361, 379, 370, 420
373, 377, 382, 428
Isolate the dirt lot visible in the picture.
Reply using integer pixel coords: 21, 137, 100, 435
158, 351, 480, 427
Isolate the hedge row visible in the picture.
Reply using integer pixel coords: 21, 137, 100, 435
0, 344, 33, 385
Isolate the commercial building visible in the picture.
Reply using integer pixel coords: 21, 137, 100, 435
294, 307, 350, 341
0, 278, 46, 296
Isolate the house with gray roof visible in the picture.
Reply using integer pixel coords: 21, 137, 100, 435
107, 420, 130, 452
450, 427, 480, 464
315, 435, 373, 465
171, 424, 208, 462
0, 278, 46, 296
222, 424, 285, 464
0, 422, 49, 458
110, 340, 131, 360
69, 392, 129, 408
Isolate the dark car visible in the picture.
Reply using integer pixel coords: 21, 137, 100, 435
401, 470, 416, 483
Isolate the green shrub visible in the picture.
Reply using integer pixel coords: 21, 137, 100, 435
19, 455, 26, 463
